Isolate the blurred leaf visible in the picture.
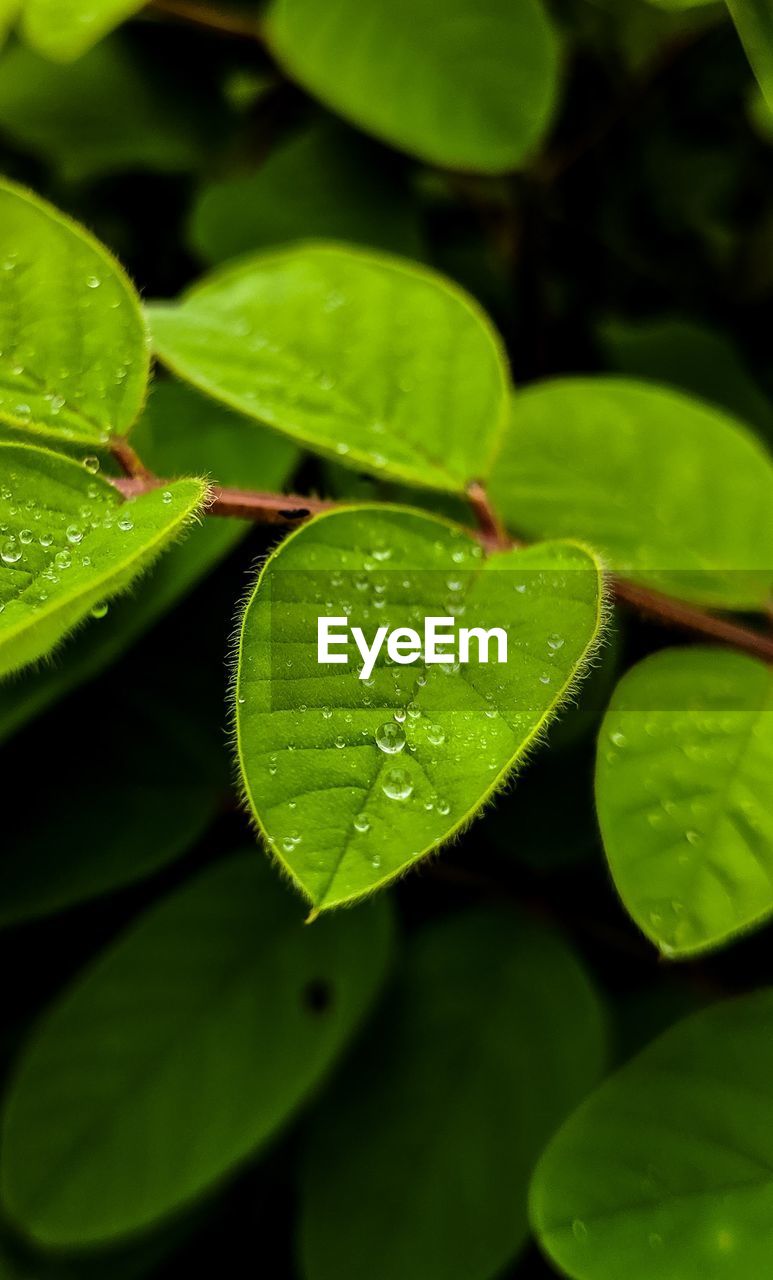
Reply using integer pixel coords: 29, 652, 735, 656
0, 39, 204, 182
149, 243, 509, 494
0, 178, 149, 444
0, 854, 393, 1246
265, 0, 560, 173
0, 443, 205, 678
0, 381, 298, 743
235, 506, 605, 911
20, 0, 145, 61
727, 0, 773, 109
300, 910, 606, 1280
489, 379, 773, 610
189, 120, 422, 265
599, 316, 773, 442
597, 647, 773, 958
0, 693, 224, 926
0, 2, 20, 49
531, 990, 773, 1279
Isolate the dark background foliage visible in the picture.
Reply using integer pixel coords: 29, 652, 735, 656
1, 2, 772, 1277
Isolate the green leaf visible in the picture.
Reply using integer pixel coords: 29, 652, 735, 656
149, 243, 509, 493
531, 990, 773, 1279
0, 853, 393, 1246
596, 647, 773, 959
234, 505, 606, 911
265, 0, 560, 173
727, 0, 773, 110
488, 378, 773, 610
20, 0, 145, 61
0, 691, 224, 926
0, 442, 206, 678
0, 178, 149, 444
300, 909, 606, 1280
0, 1, 20, 48
0, 382, 297, 742
189, 121, 423, 265
0, 39, 204, 183
599, 316, 773, 443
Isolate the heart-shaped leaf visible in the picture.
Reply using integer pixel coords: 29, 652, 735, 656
530, 990, 773, 1280
234, 505, 606, 911
488, 377, 773, 610
596, 647, 773, 959
300, 909, 606, 1280
20, 0, 146, 61
265, 0, 559, 172
0, 854, 393, 1247
0, 177, 149, 444
0, 442, 206, 678
148, 243, 509, 494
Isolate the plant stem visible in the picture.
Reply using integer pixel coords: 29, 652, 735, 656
110, 472, 773, 663
146, 0, 262, 40
109, 437, 154, 481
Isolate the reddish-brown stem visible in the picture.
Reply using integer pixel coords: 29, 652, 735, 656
207, 485, 334, 523
467, 481, 511, 550
146, 0, 262, 39
109, 471, 773, 664
109, 437, 154, 481
613, 578, 773, 664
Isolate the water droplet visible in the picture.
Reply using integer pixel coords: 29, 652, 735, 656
685, 830, 702, 846
610, 731, 627, 748
54, 550, 72, 570
83, 455, 100, 475
66, 525, 84, 544
161, 490, 173, 504
427, 723, 445, 746
334, 735, 346, 749
18, 529, 33, 545
118, 517, 134, 532
382, 768, 413, 801
353, 812, 370, 833
572, 1220, 588, 1242
376, 722, 406, 754
91, 602, 108, 619
1, 537, 20, 564
437, 798, 450, 816
86, 275, 101, 289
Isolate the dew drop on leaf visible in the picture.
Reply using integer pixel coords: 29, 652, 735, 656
375, 722, 406, 754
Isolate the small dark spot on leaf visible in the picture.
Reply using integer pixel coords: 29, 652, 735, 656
303, 980, 333, 1014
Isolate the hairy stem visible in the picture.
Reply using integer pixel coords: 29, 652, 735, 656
110, 472, 773, 664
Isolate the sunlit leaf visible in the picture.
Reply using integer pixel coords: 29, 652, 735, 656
0, 381, 297, 741
20, 0, 145, 61
597, 647, 773, 958
265, 0, 560, 172
149, 243, 509, 494
235, 505, 606, 911
489, 378, 773, 610
0, 178, 149, 444
0, 442, 206, 678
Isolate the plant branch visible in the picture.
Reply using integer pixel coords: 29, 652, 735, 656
146, 0, 263, 40
110, 437, 154, 481
109, 471, 773, 664
613, 578, 773, 664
